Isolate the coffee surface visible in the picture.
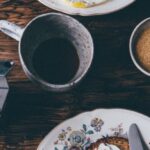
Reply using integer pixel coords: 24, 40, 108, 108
33, 38, 79, 84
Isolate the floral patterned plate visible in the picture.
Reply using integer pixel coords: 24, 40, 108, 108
38, 0, 135, 16
37, 109, 150, 150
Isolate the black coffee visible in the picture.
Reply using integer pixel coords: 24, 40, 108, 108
32, 38, 79, 84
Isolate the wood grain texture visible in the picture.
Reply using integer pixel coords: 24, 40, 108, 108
0, 0, 150, 149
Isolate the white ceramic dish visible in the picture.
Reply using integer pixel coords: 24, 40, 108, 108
37, 109, 150, 150
38, 0, 135, 16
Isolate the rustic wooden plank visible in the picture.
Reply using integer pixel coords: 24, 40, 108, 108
0, 0, 150, 150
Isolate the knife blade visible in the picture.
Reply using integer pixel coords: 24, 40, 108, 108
0, 60, 14, 114
128, 124, 144, 150
0, 77, 9, 115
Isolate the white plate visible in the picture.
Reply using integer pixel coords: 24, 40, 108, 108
37, 109, 150, 150
38, 0, 135, 16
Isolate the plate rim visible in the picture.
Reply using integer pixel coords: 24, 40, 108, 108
38, 0, 136, 16
37, 108, 150, 149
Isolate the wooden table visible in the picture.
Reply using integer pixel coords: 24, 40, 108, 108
0, 0, 150, 149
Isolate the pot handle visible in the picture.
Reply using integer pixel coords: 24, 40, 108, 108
0, 20, 24, 41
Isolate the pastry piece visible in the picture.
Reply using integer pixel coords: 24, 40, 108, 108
87, 137, 129, 150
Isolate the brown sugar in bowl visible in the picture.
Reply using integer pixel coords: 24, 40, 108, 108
130, 17, 150, 76
136, 28, 150, 72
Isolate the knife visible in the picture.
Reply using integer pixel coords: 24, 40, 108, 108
128, 124, 144, 150
0, 60, 14, 115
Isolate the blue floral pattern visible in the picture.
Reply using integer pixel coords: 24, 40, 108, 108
54, 118, 125, 150
54, 118, 104, 150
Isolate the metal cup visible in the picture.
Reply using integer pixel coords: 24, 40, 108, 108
0, 13, 94, 92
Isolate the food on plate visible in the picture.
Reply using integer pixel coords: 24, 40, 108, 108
86, 137, 129, 150
64, 0, 110, 8
136, 28, 150, 72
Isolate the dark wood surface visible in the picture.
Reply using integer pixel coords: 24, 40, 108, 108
0, 0, 150, 149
